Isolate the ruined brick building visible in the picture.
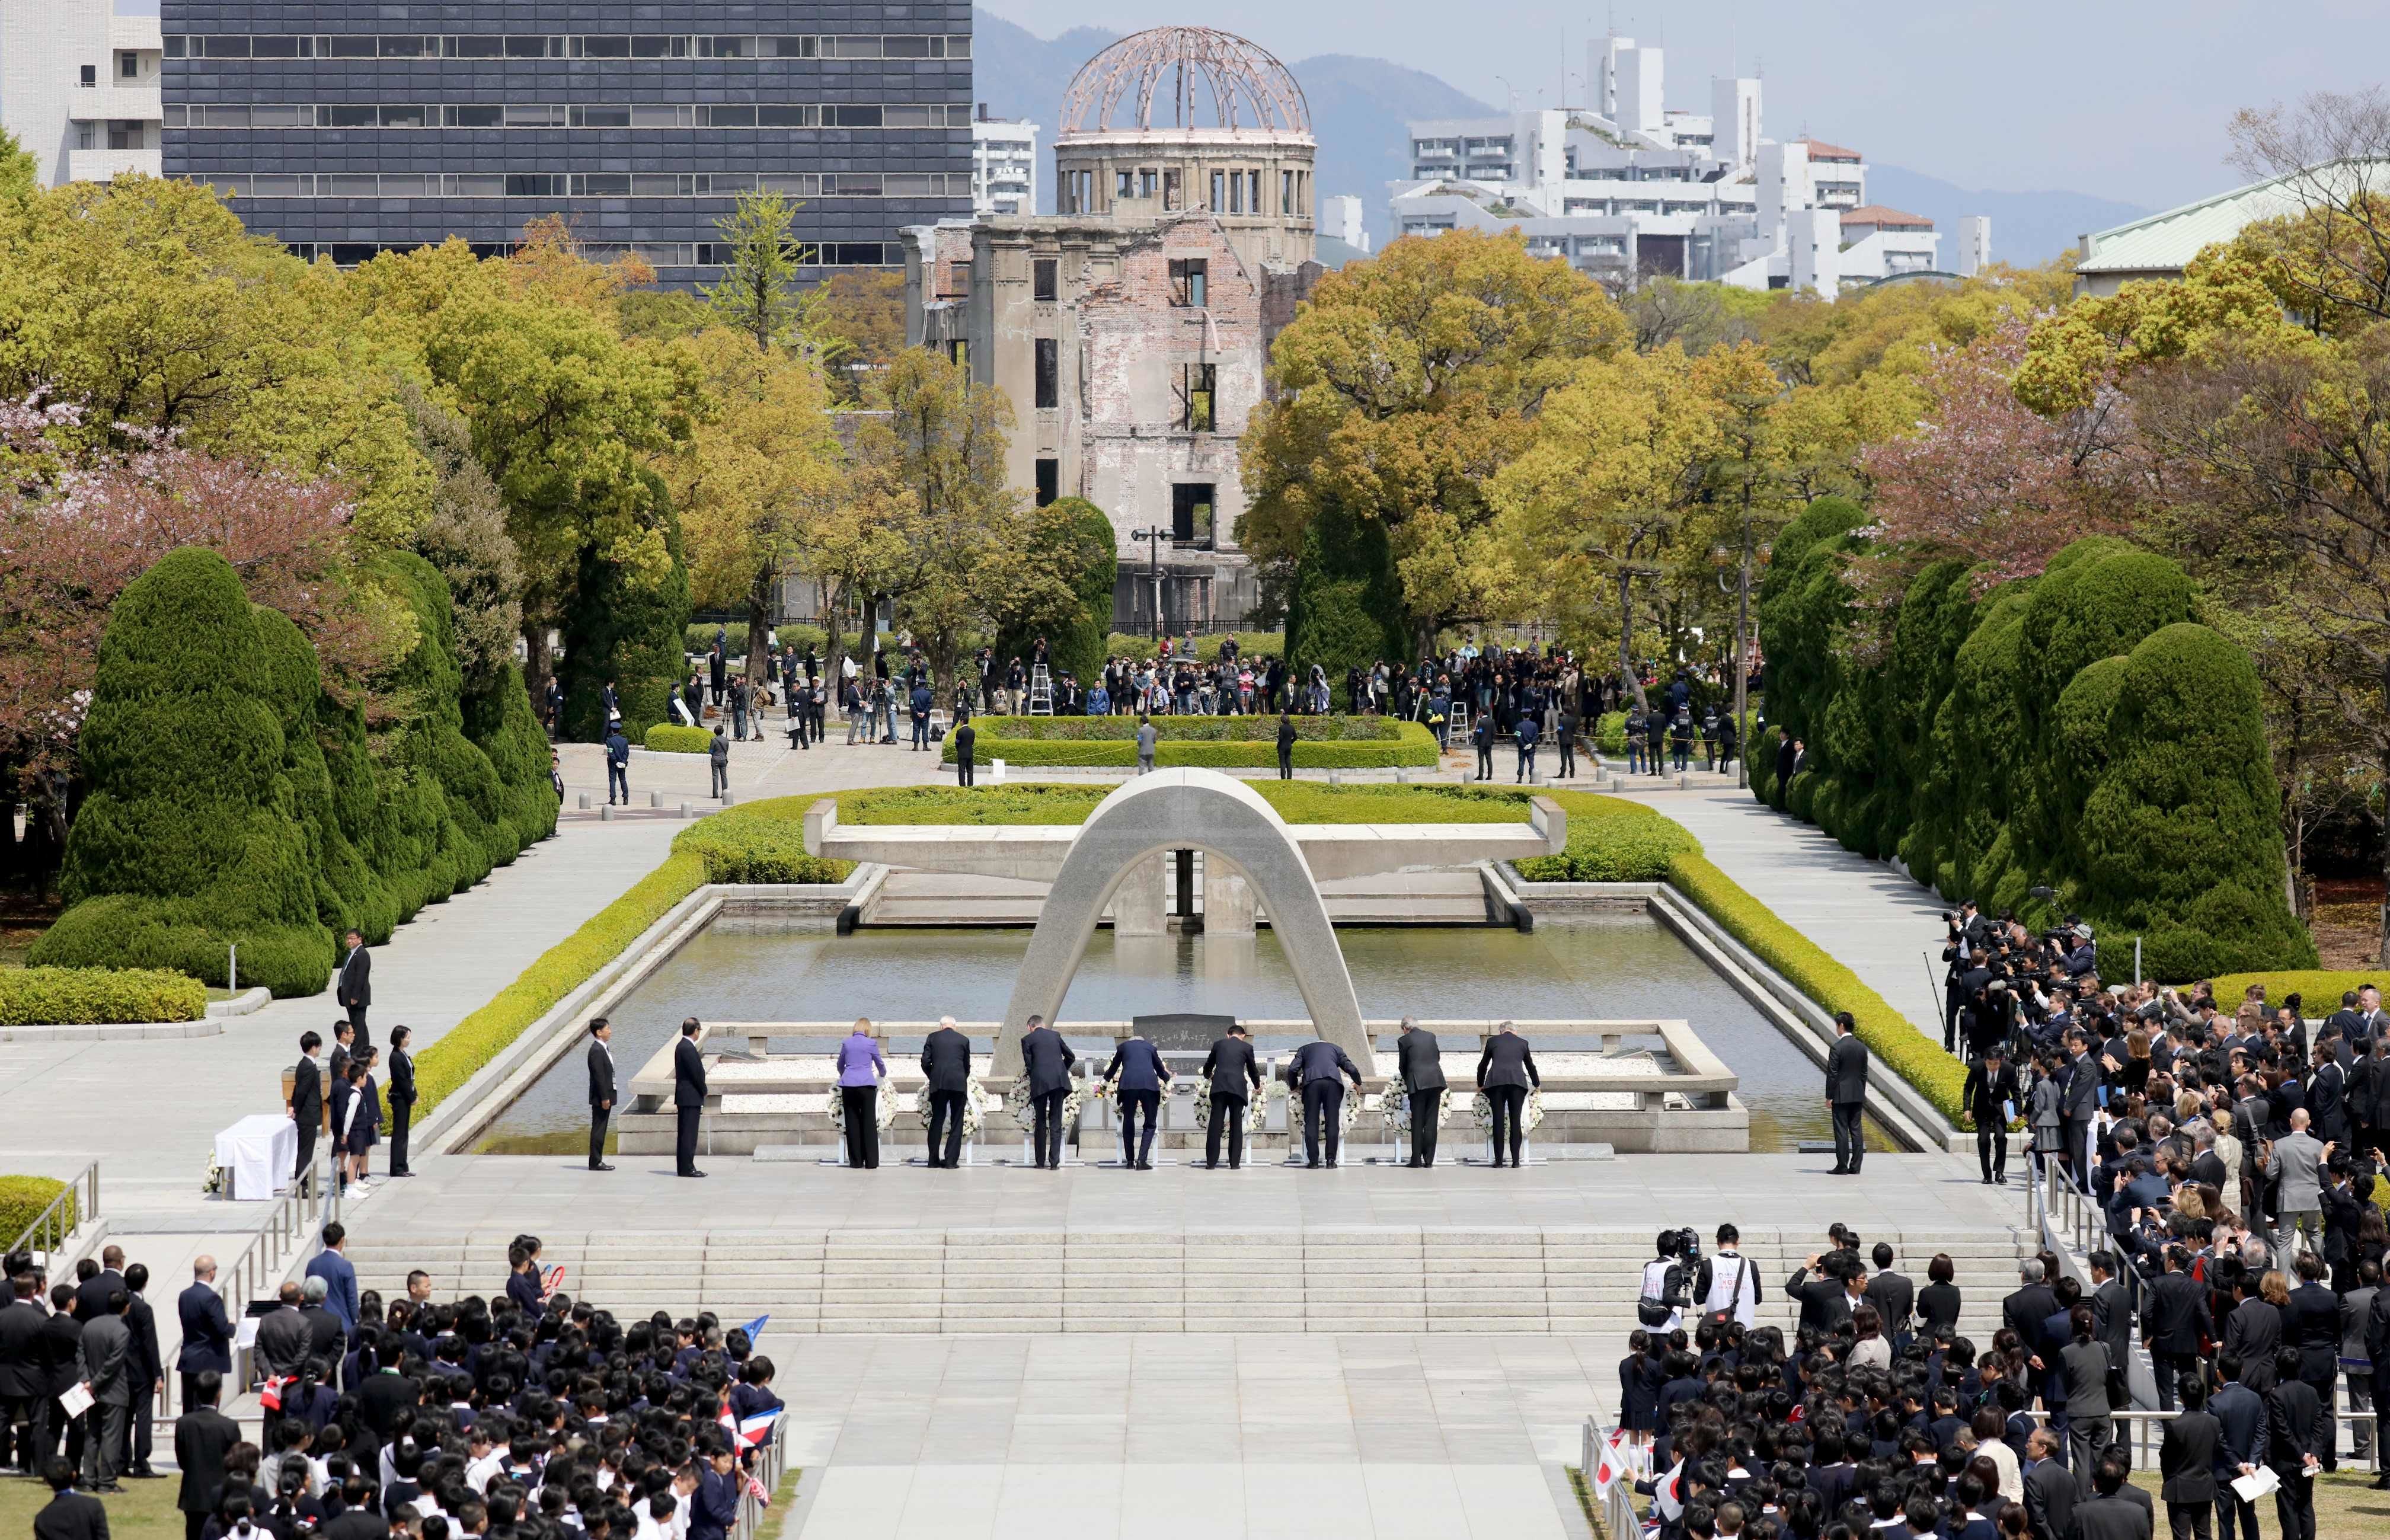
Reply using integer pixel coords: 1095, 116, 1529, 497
903, 26, 1324, 632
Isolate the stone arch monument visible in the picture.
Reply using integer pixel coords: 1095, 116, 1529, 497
991, 769, 1367, 1078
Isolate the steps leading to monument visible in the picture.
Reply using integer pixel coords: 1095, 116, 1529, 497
343, 1227, 2036, 1338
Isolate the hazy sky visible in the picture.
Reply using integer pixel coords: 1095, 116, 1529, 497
980, 0, 2388, 208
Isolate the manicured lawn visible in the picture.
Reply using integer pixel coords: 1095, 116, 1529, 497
0, 1473, 181, 1540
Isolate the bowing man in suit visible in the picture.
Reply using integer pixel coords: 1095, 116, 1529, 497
289, 1033, 324, 1192
674, 1017, 708, 1178
1101, 1031, 1171, 1170
1017, 1014, 1077, 1170
1199, 1025, 1262, 1170
385, 1026, 417, 1177
921, 1015, 973, 1169
334, 930, 372, 1053
1287, 1037, 1364, 1169
585, 1018, 618, 1172
174, 1258, 234, 1414
1475, 1021, 1541, 1168
1397, 1017, 1448, 1167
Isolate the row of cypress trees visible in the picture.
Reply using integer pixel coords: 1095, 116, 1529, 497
1749, 499, 2314, 982
29, 547, 560, 995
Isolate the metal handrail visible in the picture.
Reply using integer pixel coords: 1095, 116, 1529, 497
6, 1161, 98, 1260
158, 1142, 341, 1421
2016, 1405, 2380, 1472
732, 1413, 791, 1540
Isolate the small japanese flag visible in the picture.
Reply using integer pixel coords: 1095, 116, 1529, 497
1652, 1459, 1685, 1522
1592, 1429, 1631, 1497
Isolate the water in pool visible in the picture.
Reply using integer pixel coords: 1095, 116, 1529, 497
481, 915, 1857, 1151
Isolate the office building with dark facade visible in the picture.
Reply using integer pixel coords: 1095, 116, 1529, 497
160, 4, 971, 282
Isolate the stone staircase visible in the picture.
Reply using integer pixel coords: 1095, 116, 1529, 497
343, 1226, 2033, 1340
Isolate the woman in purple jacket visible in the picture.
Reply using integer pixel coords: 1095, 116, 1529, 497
836, 1020, 889, 1170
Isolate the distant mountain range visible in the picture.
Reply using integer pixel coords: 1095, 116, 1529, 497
967, 8, 2142, 264
1865, 166, 2148, 268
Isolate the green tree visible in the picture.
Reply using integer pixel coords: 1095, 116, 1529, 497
0, 127, 34, 202
988, 497, 1117, 686
558, 471, 693, 740
30, 549, 334, 994
702, 191, 807, 352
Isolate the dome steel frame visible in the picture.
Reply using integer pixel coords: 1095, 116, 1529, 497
1057, 26, 1311, 137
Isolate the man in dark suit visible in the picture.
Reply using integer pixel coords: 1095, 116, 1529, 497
334, 930, 372, 1053
2159, 1376, 2220, 1540
385, 1025, 417, 1177
2060, 1030, 2103, 1186
119, 1266, 159, 1480
250, 1283, 310, 1384
586, 1018, 618, 1172
2003, 1260, 2059, 1346
674, 1017, 708, 1178
2075, 1451, 2155, 1540
289, 1031, 324, 1193
2219, 1269, 2280, 1392
174, 1370, 238, 1540
36, 1283, 82, 1472
2022, 1427, 2078, 1540
33, 1459, 108, 1540
2141, 1245, 2213, 1411
2266, 1348, 2324, 1540
1396, 1017, 1448, 1167
1017, 1014, 1077, 1170
1474, 1021, 1540, 1168
1961, 1046, 2021, 1184
1825, 1010, 1869, 1174
1199, 1025, 1262, 1170
1287, 1037, 1363, 1168
295, 1277, 342, 1378
1, 1271, 49, 1477
921, 1015, 973, 1169
953, 720, 976, 787
2087, 1250, 2135, 1379
1864, 1242, 1915, 1350
173, 1260, 233, 1415
1784, 1250, 1857, 1336
72, 1250, 124, 1326
74, 1289, 132, 1493
1100, 1031, 1170, 1170
2210, 1354, 2268, 1540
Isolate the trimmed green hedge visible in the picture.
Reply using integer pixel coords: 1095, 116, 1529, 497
645, 724, 714, 753
673, 799, 857, 884
1103, 631, 1283, 664
0, 1176, 75, 1248
1513, 795, 1703, 883
408, 850, 710, 1120
2208, 970, 2387, 1007
946, 720, 1441, 768
0, 967, 209, 1026
944, 714, 1403, 744
1667, 852, 1966, 1126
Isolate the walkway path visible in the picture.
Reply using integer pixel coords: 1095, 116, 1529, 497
1637, 784, 1953, 1047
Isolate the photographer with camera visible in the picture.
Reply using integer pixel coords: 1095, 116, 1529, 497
1638, 1228, 1698, 1334
1691, 1223, 1756, 1328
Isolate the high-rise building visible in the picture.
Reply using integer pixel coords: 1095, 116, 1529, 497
1, 0, 164, 187
1392, 37, 1980, 298
969, 108, 1037, 215
158, 3, 973, 282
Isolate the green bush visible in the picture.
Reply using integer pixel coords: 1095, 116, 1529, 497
560, 472, 691, 741
944, 714, 1404, 745
672, 800, 858, 884
0, 1176, 75, 1248
645, 724, 714, 753
410, 850, 708, 1119
1285, 503, 1407, 707
1513, 794, 1703, 882
1667, 852, 1966, 1124
947, 723, 1441, 769
991, 497, 1116, 684
467, 663, 563, 852
252, 604, 384, 948
1594, 711, 1628, 755
0, 966, 208, 1025
30, 548, 335, 996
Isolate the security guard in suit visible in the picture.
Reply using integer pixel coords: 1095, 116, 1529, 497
673, 1017, 708, 1178
1101, 1033, 1171, 1169
1286, 1038, 1364, 1168
1396, 1017, 1448, 1167
1199, 1026, 1263, 1169
1017, 1014, 1078, 1170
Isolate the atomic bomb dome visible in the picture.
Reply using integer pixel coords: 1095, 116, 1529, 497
1058, 25, 1312, 138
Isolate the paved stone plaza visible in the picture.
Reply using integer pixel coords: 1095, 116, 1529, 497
1, 735, 2030, 1539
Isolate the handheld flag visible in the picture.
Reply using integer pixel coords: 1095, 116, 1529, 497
1592, 1429, 1631, 1497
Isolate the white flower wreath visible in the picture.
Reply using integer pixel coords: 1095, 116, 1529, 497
1469, 1087, 1546, 1133
1004, 1076, 1085, 1129
826, 1082, 897, 1132
1282, 1078, 1361, 1133
1193, 1080, 1269, 1135
1383, 1084, 1450, 1134
913, 1077, 986, 1140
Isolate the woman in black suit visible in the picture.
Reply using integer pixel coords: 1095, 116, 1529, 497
1475, 1021, 1541, 1168
1918, 1252, 1965, 1337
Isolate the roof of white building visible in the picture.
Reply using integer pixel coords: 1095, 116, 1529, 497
1841, 205, 1932, 230
2076, 157, 2390, 276
1797, 137, 1863, 164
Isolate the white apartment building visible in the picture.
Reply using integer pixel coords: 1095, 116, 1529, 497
1392, 36, 1974, 298
970, 109, 1039, 216
0, 0, 163, 187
